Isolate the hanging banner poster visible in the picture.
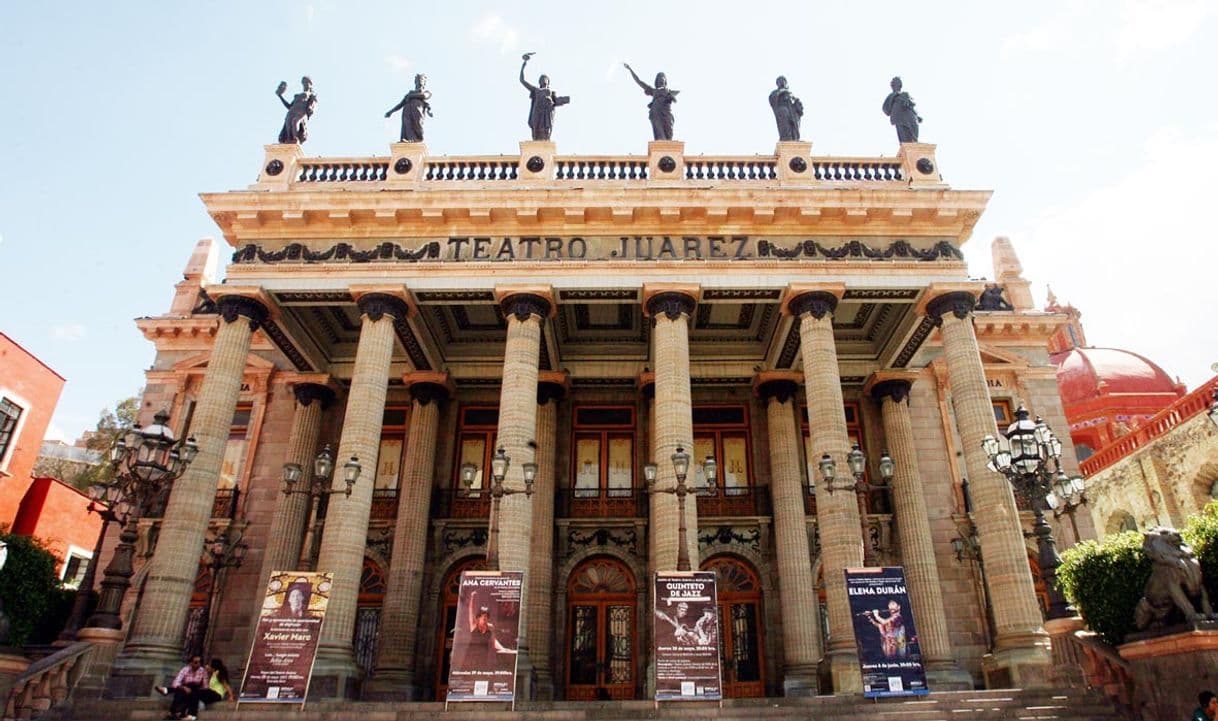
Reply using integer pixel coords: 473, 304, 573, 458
844, 566, 930, 698
446, 570, 523, 703
238, 571, 333, 705
653, 571, 722, 701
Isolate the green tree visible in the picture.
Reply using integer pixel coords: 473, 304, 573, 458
0, 531, 69, 646
71, 394, 141, 490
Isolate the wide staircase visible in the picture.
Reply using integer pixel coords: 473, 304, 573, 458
39, 688, 1129, 721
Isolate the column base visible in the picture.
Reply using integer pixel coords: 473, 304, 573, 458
924, 659, 975, 690
533, 668, 555, 701
107, 640, 185, 698
826, 647, 862, 694
514, 649, 535, 700
982, 638, 1052, 689
781, 662, 819, 696
362, 671, 421, 701
307, 645, 362, 700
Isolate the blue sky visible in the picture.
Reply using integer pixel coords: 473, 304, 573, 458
2, 1, 1216, 441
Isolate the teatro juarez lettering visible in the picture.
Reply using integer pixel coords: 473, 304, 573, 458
232, 235, 965, 264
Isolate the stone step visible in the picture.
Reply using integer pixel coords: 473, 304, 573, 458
47, 689, 1129, 721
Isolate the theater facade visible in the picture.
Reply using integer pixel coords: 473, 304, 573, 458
105, 138, 1092, 701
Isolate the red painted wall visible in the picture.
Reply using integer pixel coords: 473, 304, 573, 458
12, 476, 103, 571
0, 333, 66, 531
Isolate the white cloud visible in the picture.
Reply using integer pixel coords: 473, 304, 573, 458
1002, 0, 1214, 61
44, 423, 66, 442
1113, 0, 1214, 57
1016, 125, 1218, 387
51, 324, 85, 341
470, 13, 520, 54
385, 54, 412, 74
305, 4, 316, 23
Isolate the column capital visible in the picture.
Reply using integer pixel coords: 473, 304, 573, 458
293, 382, 336, 409
864, 371, 919, 405
753, 371, 803, 403
642, 284, 699, 319
918, 283, 983, 323
209, 286, 274, 330
870, 379, 912, 405
499, 292, 554, 322
637, 370, 655, 400
405, 371, 454, 405
781, 283, 845, 319
643, 291, 697, 320
352, 286, 415, 321
537, 371, 570, 404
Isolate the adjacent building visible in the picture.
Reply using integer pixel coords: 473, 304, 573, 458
0, 332, 101, 577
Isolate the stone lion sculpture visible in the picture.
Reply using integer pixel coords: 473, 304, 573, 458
1133, 527, 1214, 630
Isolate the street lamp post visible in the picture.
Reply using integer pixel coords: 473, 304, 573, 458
816, 444, 895, 564
644, 447, 716, 573
193, 523, 250, 658
282, 445, 361, 568
1046, 474, 1088, 543
981, 404, 1082, 620
461, 447, 535, 571
84, 410, 199, 630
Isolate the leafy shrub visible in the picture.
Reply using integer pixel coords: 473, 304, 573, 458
1058, 530, 1150, 645
1183, 501, 1218, 602
0, 532, 63, 647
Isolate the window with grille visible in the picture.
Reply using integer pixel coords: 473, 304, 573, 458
0, 397, 22, 466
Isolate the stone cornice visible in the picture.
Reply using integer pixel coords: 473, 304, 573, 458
201, 187, 992, 248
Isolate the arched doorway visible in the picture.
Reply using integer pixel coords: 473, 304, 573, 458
564, 556, 636, 700
354, 557, 387, 674
435, 556, 488, 699
702, 555, 765, 697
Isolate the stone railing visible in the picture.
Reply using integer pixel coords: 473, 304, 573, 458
256, 141, 943, 192
3, 642, 94, 721
1081, 375, 1218, 476
1068, 630, 1142, 719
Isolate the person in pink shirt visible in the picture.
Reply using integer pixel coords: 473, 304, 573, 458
154, 655, 206, 720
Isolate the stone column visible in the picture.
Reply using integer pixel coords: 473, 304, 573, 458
869, 376, 971, 689
367, 372, 452, 699
786, 287, 863, 693
312, 291, 413, 697
528, 372, 567, 700
926, 290, 1051, 688
645, 290, 699, 571
493, 291, 551, 692
756, 373, 821, 695
259, 383, 333, 580
111, 293, 269, 694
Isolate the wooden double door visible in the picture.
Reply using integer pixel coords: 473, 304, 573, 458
565, 558, 636, 700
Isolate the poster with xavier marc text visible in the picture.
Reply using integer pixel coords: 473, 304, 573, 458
238, 571, 332, 705
445, 570, 522, 703
844, 567, 929, 698
653, 571, 722, 701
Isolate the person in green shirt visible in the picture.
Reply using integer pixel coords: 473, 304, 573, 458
1195, 690, 1218, 721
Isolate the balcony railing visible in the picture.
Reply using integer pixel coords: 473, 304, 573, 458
264, 148, 913, 192
370, 488, 398, 520
211, 488, 240, 519
696, 486, 771, 517
432, 488, 492, 519
1080, 375, 1218, 476
556, 488, 648, 519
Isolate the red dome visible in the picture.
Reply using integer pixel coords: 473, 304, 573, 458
1050, 347, 1182, 407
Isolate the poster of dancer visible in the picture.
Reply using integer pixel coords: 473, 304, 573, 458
653, 571, 722, 701
844, 567, 929, 698
446, 570, 523, 703
239, 571, 333, 705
